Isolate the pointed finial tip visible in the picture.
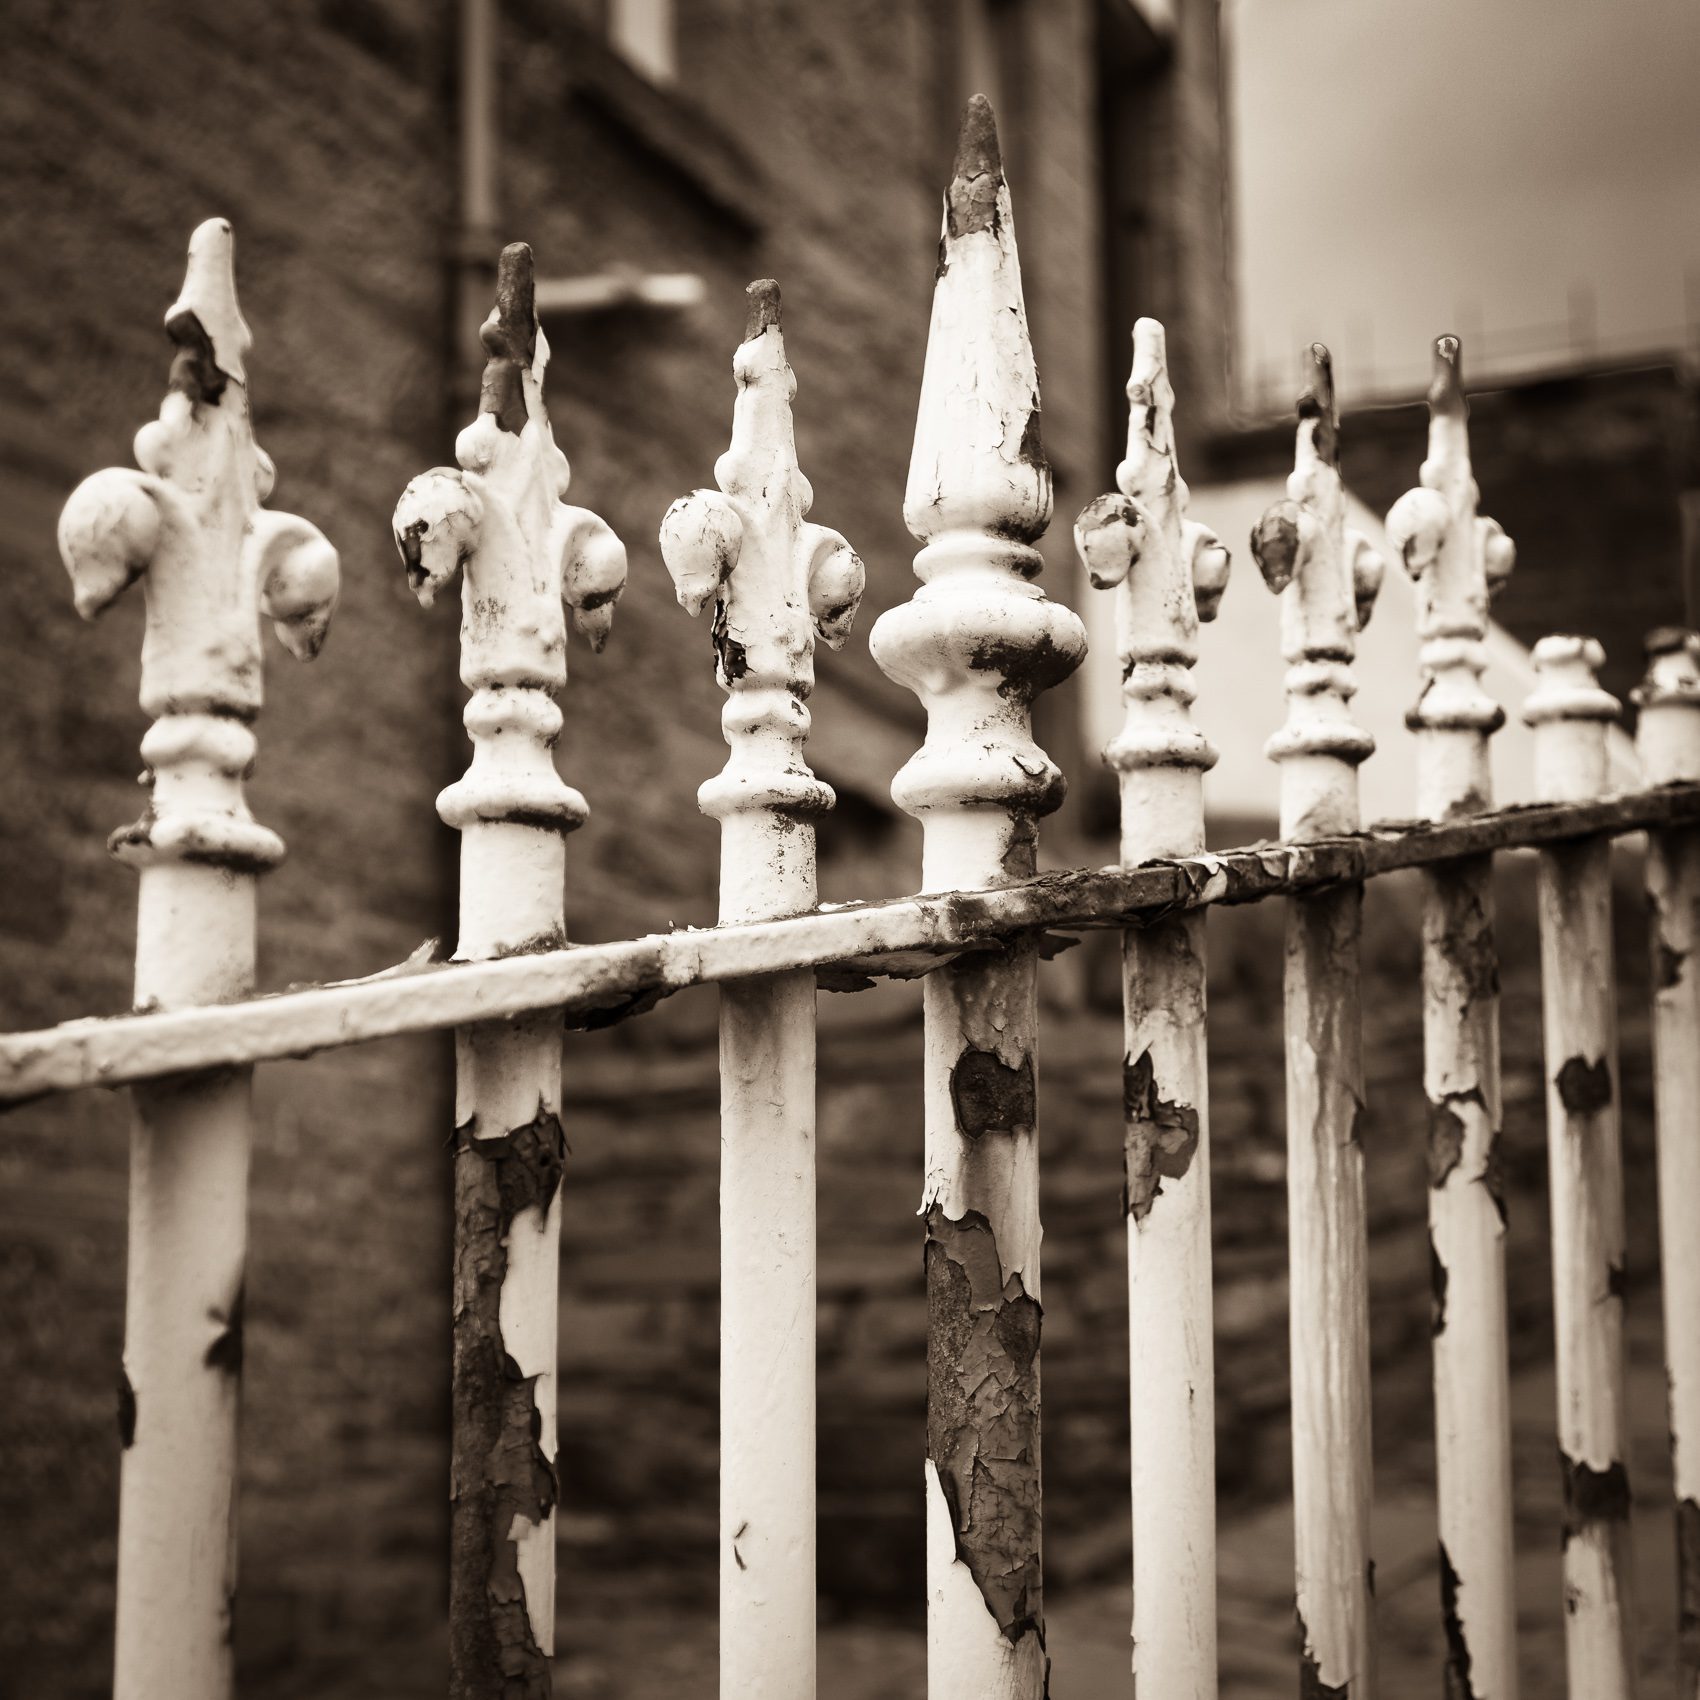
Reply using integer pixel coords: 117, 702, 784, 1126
481, 243, 537, 366
744, 278, 782, 341
953, 93, 1002, 185
1429, 334, 1466, 415
167, 217, 250, 396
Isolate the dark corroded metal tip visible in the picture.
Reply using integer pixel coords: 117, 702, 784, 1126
1297, 343, 1339, 467
480, 243, 538, 433
744, 278, 782, 341
947, 95, 1004, 237
955, 94, 1002, 183
1429, 334, 1466, 418
483, 243, 537, 364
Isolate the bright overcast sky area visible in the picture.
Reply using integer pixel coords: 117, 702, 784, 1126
1225, 0, 1700, 411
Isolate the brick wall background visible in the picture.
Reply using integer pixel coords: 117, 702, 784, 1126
1, 3, 1693, 1696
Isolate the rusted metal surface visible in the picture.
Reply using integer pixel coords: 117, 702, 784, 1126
1076, 317, 1226, 1695
1634, 629, 1700, 1700
1525, 636, 1637, 1699
1387, 336, 1518, 1700
393, 242, 627, 1692
55, 219, 340, 1700
869, 95, 1085, 1700
1253, 345, 1381, 1696
661, 279, 863, 1700
5, 788, 1699, 1107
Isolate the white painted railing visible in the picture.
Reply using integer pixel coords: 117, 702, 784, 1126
11, 95, 1700, 1700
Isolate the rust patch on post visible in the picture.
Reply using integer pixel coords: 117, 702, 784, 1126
711, 601, 749, 686
1122, 1049, 1200, 1220
1438, 1543, 1479, 1700
117, 1368, 136, 1450
924, 1205, 1043, 1647
969, 632, 1083, 706
1430, 1237, 1449, 1338
1297, 1610, 1349, 1699
1678, 1495, 1700, 1679
1555, 1055, 1612, 1114
450, 1104, 566, 1698
1559, 1449, 1631, 1544
946, 93, 1003, 239
164, 309, 229, 406
950, 1047, 1035, 1138
1434, 869, 1500, 1002
204, 1281, 245, 1375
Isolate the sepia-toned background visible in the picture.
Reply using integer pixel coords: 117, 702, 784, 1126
1, 1, 1696, 1694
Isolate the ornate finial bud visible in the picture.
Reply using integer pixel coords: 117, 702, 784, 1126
872, 96, 1086, 882
57, 218, 340, 873
1075, 317, 1227, 857
659, 279, 865, 920
1252, 344, 1381, 837
1634, 627, 1700, 786
1387, 336, 1516, 762
1524, 634, 1621, 803
392, 243, 628, 845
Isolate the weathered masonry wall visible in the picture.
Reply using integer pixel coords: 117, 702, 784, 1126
0, 0, 1137, 1691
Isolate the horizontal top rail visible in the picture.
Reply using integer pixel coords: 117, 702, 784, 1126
4, 784, 1697, 1107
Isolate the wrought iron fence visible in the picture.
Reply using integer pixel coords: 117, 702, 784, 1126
5, 94, 1698, 1700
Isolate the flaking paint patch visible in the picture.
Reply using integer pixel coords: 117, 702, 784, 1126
450, 1104, 565, 1698
1431, 1237, 1449, 1338
1438, 1543, 1479, 1700
950, 1047, 1035, 1139
1122, 1049, 1199, 1220
1559, 1449, 1631, 1544
1556, 1055, 1613, 1115
117, 1368, 136, 1450
924, 1205, 1044, 1648
1678, 1495, 1700, 1679
1297, 1609, 1349, 1699
1434, 869, 1500, 1004
165, 309, 229, 406
204, 1281, 244, 1375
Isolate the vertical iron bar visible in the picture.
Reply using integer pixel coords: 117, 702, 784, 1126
871, 95, 1086, 1700
1525, 635, 1638, 1700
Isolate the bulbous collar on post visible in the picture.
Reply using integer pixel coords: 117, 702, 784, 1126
1634, 627, 1700, 786
393, 244, 628, 835
1252, 345, 1382, 780
659, 279, 866, 827
1074, 317, 1228, 780
870, 97, 1086, 853
56, 218, 341, 872
1524, 634, 1621, 803
1387, 336, 1516, 736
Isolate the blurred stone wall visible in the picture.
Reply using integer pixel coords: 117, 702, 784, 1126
0, 1, 1241, 1692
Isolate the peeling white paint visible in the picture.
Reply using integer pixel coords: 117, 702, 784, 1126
661, 280, 862, 1700
393, 243, 628, 1664
55, 218, 339, 1700
1076, 318, 1220, 1697
870, 97, 1083, 1700
1526, 635, 1637, 1699
1391, 337, 1519, 1700
1254, 346, 1377, 1697
1635, 632, 1700, 1700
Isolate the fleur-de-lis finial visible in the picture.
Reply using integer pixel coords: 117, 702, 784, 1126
393, 242, 628, 846
1387, 336, 1516, 774
57, 218, 340, 870
659, 279, 864, 918
1075, 317, 1229, 850
1252, 344, 1383, 837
